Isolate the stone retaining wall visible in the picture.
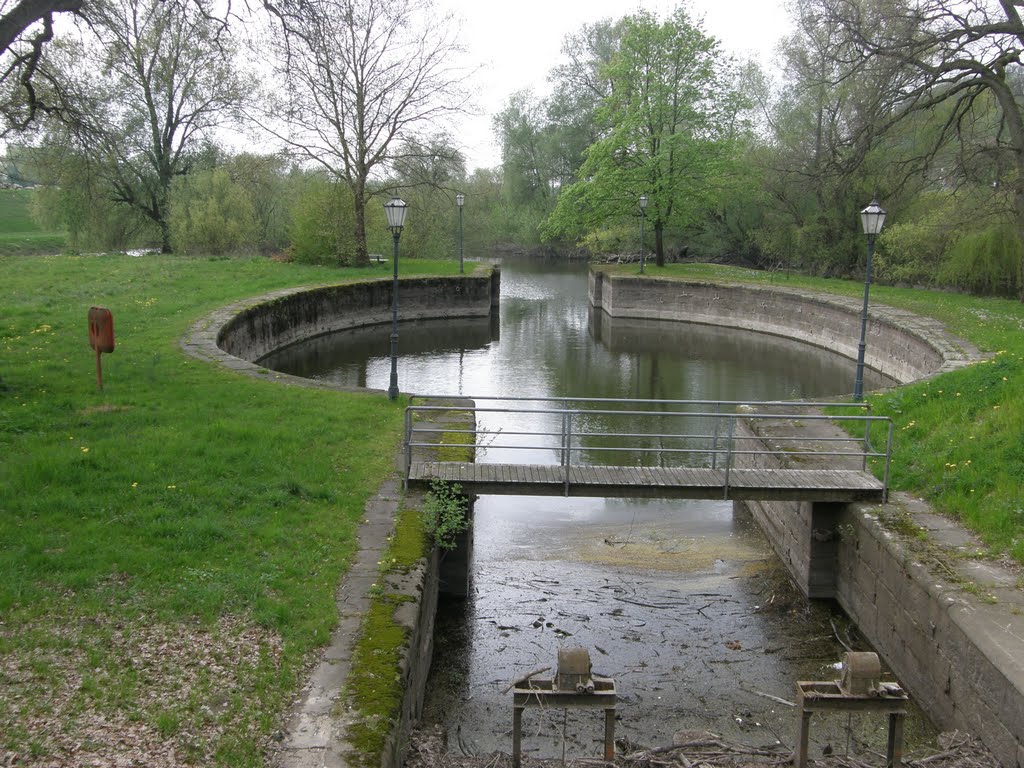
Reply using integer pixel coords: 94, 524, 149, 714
735, 418, 1024, 768
588, 270, 978, 383
181, 272, 498, 392
219, 275, 497, 363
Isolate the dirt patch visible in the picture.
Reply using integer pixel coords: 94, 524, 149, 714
407, 725, 994, 768
0, 608, 282, 766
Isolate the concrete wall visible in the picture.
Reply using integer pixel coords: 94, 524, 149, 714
381, 548, 440, 768
588, 270, 978, 384
218, 274, 497, 364
736, 417, 1024, 768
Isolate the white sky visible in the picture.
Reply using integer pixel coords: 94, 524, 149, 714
441, 0, 794, 170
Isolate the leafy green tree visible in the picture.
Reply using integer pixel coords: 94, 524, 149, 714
542, 6, 744, 265
287, 176, 357, 265
29, 144, 156, 248
546, 18, 624, 187
391, 136, 465, 259
27, 0, 249, 252
169, 168, 257, 255
788, 0, 1024, 299
221, 153, 295, 253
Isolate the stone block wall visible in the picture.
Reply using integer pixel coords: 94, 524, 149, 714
217, 274, 498, 363
833, 509, 1024, 768
736, 416, 1024, 768
588, 271, 978, 384
381, 549, 441, 768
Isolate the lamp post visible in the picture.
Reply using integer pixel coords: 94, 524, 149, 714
639, 194, 648, 274
456, 192, 465, 274
384, 196, 408, 400
853, 199, 886, 401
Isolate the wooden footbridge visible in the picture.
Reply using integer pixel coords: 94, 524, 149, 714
404, 397, 893, 503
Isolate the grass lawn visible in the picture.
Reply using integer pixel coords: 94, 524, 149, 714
0, 253, 461, 765
3, 253, 1021, 765
0, 188, 66, 256
603, 263, 1024, 562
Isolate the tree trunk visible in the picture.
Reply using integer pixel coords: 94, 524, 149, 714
160, 218, 171, 254
654, 221, 665, 267
351, 182, 369, 267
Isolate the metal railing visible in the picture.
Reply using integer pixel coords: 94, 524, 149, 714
405, 396, 894, 497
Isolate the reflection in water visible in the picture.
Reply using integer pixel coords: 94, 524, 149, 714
259, 259, 930, 759
260, 259, 894, 400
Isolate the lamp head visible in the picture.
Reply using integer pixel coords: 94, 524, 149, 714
639, 194, 648, 210
384, 196, 408, 231
456, 193, 465, 208
860, 199, 886, 236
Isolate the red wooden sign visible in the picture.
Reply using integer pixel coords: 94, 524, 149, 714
88, 307, 114, 389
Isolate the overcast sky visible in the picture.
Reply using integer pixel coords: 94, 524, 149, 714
441, 0, 794, 170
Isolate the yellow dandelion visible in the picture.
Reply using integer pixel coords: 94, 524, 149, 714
81, 446, 89, 453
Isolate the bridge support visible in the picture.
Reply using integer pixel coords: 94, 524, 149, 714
439, 494, 474, 598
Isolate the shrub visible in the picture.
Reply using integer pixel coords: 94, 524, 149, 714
421, 478, 469, 551
170, 168, 258, 255
288, 178, 357, 265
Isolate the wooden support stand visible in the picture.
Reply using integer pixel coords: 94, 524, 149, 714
511, 677, 616, 768
795, 681, 908, 768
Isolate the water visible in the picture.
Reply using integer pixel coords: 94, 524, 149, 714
261, 259, 931, 761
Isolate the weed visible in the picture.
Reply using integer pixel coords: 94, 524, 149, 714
421, 478, 470, 551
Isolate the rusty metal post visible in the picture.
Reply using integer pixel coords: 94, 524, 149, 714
512, 705, 523, 768
886, 712, 905, 767
604, 707, 616, 761
795, 710, 812, 768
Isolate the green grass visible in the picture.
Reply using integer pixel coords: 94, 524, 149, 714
603, 263, 1024, 559
0, 188, 66, 255
344, 594, 413, 766
0, 252, 463, 764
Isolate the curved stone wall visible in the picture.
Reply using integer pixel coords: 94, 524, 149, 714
181, 271, 499, 389
588, 271, 981, 384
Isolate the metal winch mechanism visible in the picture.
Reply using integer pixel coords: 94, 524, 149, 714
509, 647, 616, 768
556, 647, 596, 694
795, 651, 909, 768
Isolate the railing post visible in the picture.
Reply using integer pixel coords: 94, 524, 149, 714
711, 402, 722, 469
564, 410, 574, 496
862, 405, 873, 471
404, 407, 413, 489
883, 420, 894, 503
723, 415, 737, 500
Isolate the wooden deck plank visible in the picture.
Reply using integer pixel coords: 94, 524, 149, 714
406, 461, 885, 502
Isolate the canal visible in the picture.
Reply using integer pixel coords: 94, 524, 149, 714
260, 259, 934, 762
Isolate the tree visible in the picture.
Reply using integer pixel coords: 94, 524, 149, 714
542, 6, 744, 265
800, 0, 1024, 299
31, 0, 249, 251
169, 167, 258, 254
752, 4, 889, 275
258, 0, 469, 267
0, 0, 85, 132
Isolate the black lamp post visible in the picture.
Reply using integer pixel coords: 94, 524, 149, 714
639, 194, 648, 274
853, 199, 886, 401
456, 192, 465, 274
384, 196, 408, 400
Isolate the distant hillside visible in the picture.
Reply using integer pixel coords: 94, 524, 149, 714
0, 188, 65, 255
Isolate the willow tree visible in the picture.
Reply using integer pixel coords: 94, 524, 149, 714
29, 0, 249, 251
795, 0, 1024, 299
542, 6, 744, 265
259, 0, 468, 266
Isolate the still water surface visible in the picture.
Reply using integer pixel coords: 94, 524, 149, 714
261, 260, 930, 760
